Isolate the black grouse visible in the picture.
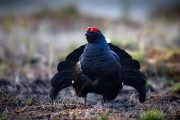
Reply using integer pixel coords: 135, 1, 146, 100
49, 27, 147, 103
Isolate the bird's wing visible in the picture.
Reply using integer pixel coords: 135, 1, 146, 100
108, 43, 147, 103
72, 62, 95, 97
111, 50, 121, 63
49, 45, 86, 101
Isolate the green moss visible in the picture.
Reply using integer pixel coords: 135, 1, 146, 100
140, 110, 165, 120
94, 112, 109, 120
145, 80, 153, 87
0, 63, 9, 77
162, 78, 174, 87
129, 51, 145, 64
100, 113, 109, 120
26, 97, 33, 106
164, 64, 180, 82
172, 83, 180, 96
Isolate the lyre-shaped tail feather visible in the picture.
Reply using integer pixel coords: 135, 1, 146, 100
49, 45, 86, 101
123, 71, 147, 103
49, 78, 72, 100
108, 43, 147, 103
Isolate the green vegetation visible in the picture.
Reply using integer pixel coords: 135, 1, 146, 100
32, 6, 80, 19
22, 36, 34, 66
17, 116, 30, 120
0, 64, 7, 77
111, 38, 145, 64
172, 82, 180, 96
111, 38, 139, 50
95, 112, 109, 120
164, 63, 180, 82
26, 97, 33, 106
58, 43, 81, 61
2, 15, 14, 32
162, 78, 175, 87
145, 79, 153, 92
0, 62, 12, 78
0, 112, 11, 120
140, 110, 165, 120
146, 80, 153, 87
130, 51, 145, 64
100, 113, 109, 120
48, 43, 54, 73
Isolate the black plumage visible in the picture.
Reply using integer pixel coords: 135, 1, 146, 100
49, 27, 147, 103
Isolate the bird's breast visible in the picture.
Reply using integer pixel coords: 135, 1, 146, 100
80, 43, 120, 77
80, 53, 119, 77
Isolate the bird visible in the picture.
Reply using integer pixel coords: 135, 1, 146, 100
49, 27, 147, 103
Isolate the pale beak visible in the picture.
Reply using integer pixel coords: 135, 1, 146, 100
84, 32, 90, 36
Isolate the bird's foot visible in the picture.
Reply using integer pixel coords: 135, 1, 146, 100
84, 95, 87, 104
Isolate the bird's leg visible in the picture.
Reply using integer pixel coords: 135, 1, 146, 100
100, 95, 105, 106
84, 95, 87, 104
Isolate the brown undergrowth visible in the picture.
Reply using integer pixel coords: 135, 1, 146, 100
0, 84, 180, 120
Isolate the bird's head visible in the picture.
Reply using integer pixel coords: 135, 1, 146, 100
85, 27, 105, 43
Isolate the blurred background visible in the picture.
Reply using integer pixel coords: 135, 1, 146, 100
0, 0, 180, 100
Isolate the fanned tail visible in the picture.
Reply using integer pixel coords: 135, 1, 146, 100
108, 43, 147, 103
123, 71, 147, 103
49, 70, 73, 100
49, 45, 86, 101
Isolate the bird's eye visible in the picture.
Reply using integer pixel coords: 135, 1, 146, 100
91, 27, 98, 32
